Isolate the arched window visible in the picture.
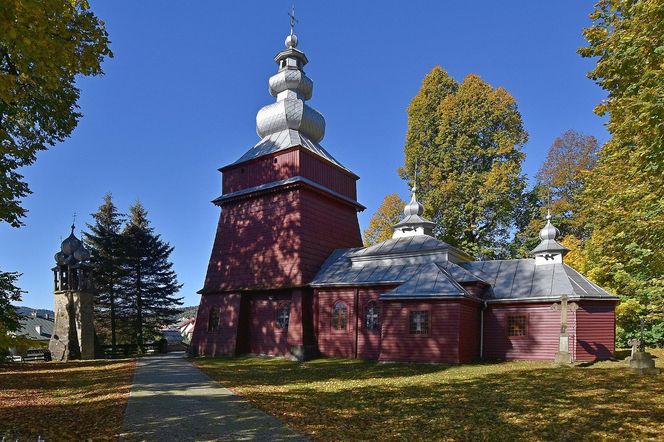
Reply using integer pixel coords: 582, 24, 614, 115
332, 302, 348, 331
207, 306, 220, 332
276, 303, 290, 330
365, 301, 380, 331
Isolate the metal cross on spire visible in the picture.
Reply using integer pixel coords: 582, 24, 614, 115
413, 161, 418, 193
288, 3, 298, 35
71, 212, 77, 233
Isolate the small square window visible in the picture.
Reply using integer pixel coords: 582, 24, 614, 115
409, 311, 429, 335
507, 315, 527, 337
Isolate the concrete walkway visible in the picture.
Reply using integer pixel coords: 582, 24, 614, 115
119, 352, 306, 441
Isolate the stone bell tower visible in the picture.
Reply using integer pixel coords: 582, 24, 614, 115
49, 224, 95, 361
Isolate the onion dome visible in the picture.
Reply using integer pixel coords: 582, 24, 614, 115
393, 184, 437, 238
531, 210, 569, 256
255, 30, 325, 144
54, 224, 91, 265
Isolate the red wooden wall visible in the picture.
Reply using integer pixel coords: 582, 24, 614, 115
575, 301, 616, 361
458, 301, 481, 363
483, 303, 565, 360
245, 293, 291, 356
191, 293, 241, 357
379, 300, 462, 364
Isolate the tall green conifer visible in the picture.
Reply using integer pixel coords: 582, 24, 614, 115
84, 193, 126, 353
122, 202, 182, 351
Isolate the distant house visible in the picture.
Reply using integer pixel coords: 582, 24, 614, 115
15, 313, 54, 342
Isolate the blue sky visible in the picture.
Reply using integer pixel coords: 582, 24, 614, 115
1, 1, 606, 309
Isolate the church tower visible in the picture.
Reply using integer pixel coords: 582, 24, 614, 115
531, 210, 569, 265
49, 224, 95, 361
194, 20, 363, 359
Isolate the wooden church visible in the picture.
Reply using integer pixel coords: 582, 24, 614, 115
191, 27, 618, 364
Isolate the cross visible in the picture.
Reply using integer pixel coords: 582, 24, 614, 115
288, 4, 298, 35
550, 294, 578, 335
277, 306, 290, 328
639, 317, 646, 352
366, 306, 379, 329
71, 212, 77, 233
413, 312, 426, 332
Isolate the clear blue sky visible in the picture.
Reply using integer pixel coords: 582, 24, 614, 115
1, 1, 607, 310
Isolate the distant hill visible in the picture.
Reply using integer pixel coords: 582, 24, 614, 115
178, 305, 198, 318
15, 306, 55, 318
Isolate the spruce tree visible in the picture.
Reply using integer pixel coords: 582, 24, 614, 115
122, 202, 182, 351
84, 193, 126, 354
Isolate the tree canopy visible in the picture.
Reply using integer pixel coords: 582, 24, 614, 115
0, 0, 112, 227
363, 193, 406, 246
402, 69, 528, 258
578, 0, 664, 346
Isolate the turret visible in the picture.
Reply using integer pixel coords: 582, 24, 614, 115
392, 184, 436, 238
531, 210, 569, 265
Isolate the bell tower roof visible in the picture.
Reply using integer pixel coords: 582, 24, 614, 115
54, 223, 90, 266
227, 13, 353, 174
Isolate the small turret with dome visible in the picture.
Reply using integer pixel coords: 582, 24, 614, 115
53, 223, 92, 292
392, 181, 437, 239
531, 209, 569, 265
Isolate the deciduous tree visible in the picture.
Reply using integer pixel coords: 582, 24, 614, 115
363, 193, 406, 246
402, 71, 528, 258
579, 0, 664, 346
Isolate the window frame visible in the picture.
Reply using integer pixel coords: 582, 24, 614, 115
409, 310, 429, 335
364, 301, 380, 332
507, 314, 528, 338
207, 306, 220, 333
332, 301, 349, 332
275, 302, 291, 331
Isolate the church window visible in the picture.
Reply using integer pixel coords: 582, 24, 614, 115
365, 301, 380, 331
332, 302, 348, 331
207, 306, 220, 332
409, 311, 429, 335
276, 303, 290, 330
273, 158, 278, 164
507, 315, 527, 337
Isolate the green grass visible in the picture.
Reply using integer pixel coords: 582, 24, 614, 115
195, 349, 664, 441
0, 359, 135, 441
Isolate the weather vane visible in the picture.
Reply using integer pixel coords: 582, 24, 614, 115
288, 3, 298, 35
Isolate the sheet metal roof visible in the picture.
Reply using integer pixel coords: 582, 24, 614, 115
312, 239, 617, 302
16, 315, 54, 341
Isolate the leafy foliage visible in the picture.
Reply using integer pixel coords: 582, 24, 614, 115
402, 70, 528, 258
0, 359, 135, 441
0, 0, 112, 227
196, 353, 664, 441
363, 193, 405, 246
83, 194, 126, 352
578, 0, 664, 346
513, 131, 599, 258
121, 202, 183, 350
0, 270, 23, 333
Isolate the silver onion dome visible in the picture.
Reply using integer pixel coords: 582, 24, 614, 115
539, 210, 560, 241
531, 210, 569, 256
392, 184, 436, 238
255, 32, 325, 144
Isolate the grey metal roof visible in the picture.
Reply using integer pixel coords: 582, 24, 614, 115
312, 248, 616, 302
460, 260, 617, 301
381, 263, 469, 300
349, 235, 450, 258
16, 315, 54, 341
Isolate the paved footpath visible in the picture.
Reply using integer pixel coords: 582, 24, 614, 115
119, 352, 306, 442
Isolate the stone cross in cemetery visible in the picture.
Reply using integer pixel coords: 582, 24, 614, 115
628, 316, 661, 375
551, 294, 578, 365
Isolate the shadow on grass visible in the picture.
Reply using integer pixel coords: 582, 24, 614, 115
196, 357, 664, 441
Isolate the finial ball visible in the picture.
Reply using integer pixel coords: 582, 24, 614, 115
285, 33, 298, 48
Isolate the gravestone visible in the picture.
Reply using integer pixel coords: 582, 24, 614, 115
628, 319, 660, 375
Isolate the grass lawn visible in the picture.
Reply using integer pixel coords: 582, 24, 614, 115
0, 359, 135, 441
195, 349, 664, 441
